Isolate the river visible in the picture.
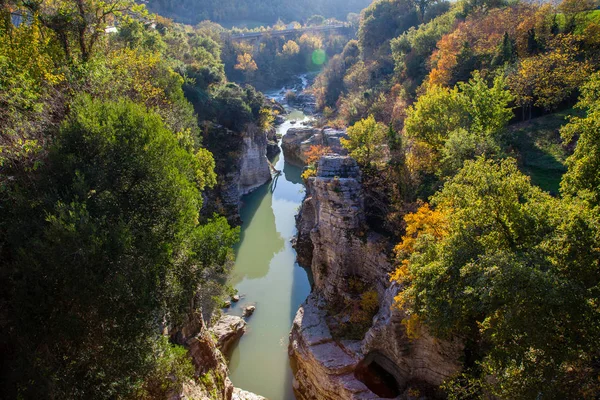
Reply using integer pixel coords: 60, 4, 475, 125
226, 97, 312, 399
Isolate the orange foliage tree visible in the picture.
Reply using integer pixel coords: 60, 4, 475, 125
428, 4, 537, 86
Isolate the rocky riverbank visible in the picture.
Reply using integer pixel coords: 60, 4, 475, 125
290, 155, 463, 399
169, 313, 263, 400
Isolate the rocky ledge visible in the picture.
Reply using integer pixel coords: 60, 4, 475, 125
232, 388, 267, 400
289, 293, 371, 400
210, 315, 247, 356
282, 128, 348, 167
169, 313, 263, 400
290, 155, 463, 400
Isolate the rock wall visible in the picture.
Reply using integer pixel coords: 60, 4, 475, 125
290, 155, 463, 400
170, 313, 264, 400
238, 124, 272, 196
209, 123, 273, 223
282, 128, 348, 167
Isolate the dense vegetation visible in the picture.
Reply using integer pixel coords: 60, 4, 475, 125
221, 27, 352, 88
0, 0, 276, 397
319, 0, 600, 397
2, 0, 600, 398
144, 0, 371, 26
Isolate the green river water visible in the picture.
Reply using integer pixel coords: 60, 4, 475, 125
226, 108, 312, 400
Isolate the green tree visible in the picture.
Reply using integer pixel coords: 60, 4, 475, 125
1, 96, 238, 398
405, 72, 513, 151
306, 14, 325, 26
21, 0, 147, 63
341, 115, 388, 168
394, 157, 600, 399
561, 72, 600, 206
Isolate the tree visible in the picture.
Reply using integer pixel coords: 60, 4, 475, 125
1, 96, 238, 398
392, 157, 600, 399
405, 72, 513, 150
341, 115, 388, 167
509, 34, 593, 117
21, 0, 146, 63
410, 0, 440, 22
282, 39, 300, 56
560, 72, 600, 206
306, 14, 325, 26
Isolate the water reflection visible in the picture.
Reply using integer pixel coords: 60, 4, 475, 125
227, 106, 312, 400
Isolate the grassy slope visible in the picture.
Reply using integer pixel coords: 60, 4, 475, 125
506, 110, 582, 195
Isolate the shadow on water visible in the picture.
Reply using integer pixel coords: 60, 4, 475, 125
231, 184, 286, 286
283, 161, 303, 185
227, 104, 312, 400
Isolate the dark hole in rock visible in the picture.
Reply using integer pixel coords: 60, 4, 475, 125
354, 356, 401, 398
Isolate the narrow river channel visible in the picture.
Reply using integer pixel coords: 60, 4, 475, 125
226, 100, 312, 399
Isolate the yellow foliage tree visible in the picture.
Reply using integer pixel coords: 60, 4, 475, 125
234, 53, 258, 72
282, 40, 300, 56
391, 203, 448, 299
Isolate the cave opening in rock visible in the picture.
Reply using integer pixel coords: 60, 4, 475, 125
354, 353, 401, 398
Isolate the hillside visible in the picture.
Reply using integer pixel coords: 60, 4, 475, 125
144, 0, 373, 25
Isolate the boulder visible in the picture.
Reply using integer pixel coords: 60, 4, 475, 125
210, 315, 247, 355
242, 305, 256, 318
232, 295, 240, 303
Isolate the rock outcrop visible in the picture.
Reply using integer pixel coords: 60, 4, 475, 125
232, 388, 267, 400
290, 155, 463, 400
266, 127, 280, 159
208, 123, 273, 223
282, 128, 348, 167
170, 313, 262, 400
210, 315, 247, 356
238, 124, 272, 196
171, 313, 234, 400
289, 293, 371, 400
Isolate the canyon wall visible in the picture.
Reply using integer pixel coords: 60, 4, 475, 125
290, 155, 463, 400
207, 123, 273, 223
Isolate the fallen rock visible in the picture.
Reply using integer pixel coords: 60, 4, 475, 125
232, 295, 240, 303
223, 300, 231, 308
210, 315, 246, 355
242, 305, 256, 318
232, 387, 267, 400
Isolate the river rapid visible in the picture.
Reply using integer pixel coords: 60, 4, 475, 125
226, 80, 314, 400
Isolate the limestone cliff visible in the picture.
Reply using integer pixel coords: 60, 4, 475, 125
171, 313, 264, 400
290, 155, 463, 400
205, 123, 273, 223
282, 128, 348, 167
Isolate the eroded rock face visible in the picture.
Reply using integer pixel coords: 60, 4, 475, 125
171, 313, 234, 400
232, 388, 267, 400
282, 128, 348, 167
289, 293, 374, 400
291, 155, 463, 400
362, 285, 464, 392
169, 313, 264, 400
206, 123, 273, 223
210, 315, 247, 356
238, 124, 272, 196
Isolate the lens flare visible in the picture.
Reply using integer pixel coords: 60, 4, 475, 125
311, 49, 326, 65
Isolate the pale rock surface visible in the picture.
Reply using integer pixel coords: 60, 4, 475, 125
291, 155, 463, 400
169, 313, 234, 400
232, 387, 268, 400
215, 123, 273, 222
282, 128, 348, 167
210, 315, 247, 355
238, 124, 272, 195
